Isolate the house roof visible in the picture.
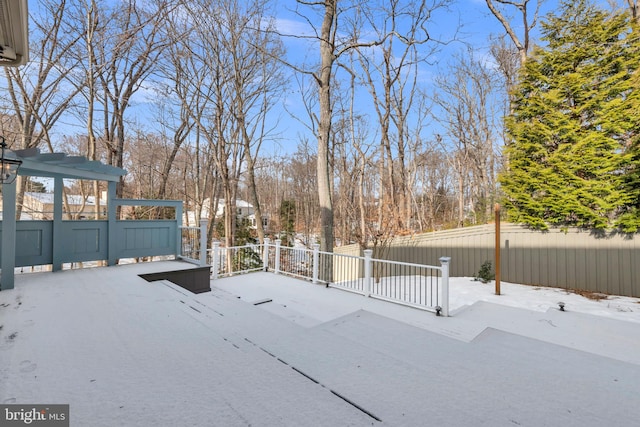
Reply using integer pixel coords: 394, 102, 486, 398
206, 198, 254, 209
13, 147, 126, 182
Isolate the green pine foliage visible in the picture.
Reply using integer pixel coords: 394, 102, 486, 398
499, 0, 640, 232
279, 200, 296, 245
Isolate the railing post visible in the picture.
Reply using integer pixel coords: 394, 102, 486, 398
439, 256, 451, 317
199, 219, 207, 267
364, 249, 373, 297
212, 241, 220, 280
274, 239, 282, 275
312, 243, 320, 284
263, 237, 270, 271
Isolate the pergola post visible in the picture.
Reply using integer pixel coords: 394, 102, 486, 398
0, 179, 17, 290
52, 176, 63, 271
107, 181, 117, 266
176, 201, 183, 258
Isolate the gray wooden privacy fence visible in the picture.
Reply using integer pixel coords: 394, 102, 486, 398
336, 223, 640, 298
0, 199, 182, 270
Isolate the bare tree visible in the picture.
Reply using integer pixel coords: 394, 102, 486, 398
489, 36, 520, 107
2, 0, 83, 217
273, 0, 356, 281
412, 147, 455, 230
84, 0, 102, 220
315, 0, 338, 255
354, 0, 444, 233
628, 0, 638, 21
290, 141, 320, 243
56, 135, 102, 221
122, 130, 167, 199
282, 1, 386, 256
226, 1, 286, 244
607, 0, 639, 21
63, 0, 105, 219
91, 0, 172, 198
434, 50, 499, 225
253, 155, 287, 235
485, 0, 543, 64
331, 56, 376, 248
153, 4, 221, 231
152, 8, 198, 201
172, 0, 285, 248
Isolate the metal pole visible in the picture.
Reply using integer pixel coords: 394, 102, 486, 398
495, 203, 501, 296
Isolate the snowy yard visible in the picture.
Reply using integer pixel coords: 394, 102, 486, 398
1, 261, 640, 426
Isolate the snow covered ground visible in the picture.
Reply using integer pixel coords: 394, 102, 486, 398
1, 261, 640, 426
449, 278, 640, 322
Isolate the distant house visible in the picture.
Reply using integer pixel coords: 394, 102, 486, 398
21, 192, 100, 220
184, 198, 268, 230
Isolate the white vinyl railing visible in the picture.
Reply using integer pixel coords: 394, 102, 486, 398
209, 242, 266, 278
178, 219, 208, 266
203, 236, 451, 316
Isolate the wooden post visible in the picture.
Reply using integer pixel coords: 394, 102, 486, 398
52, 176, 63, 271
495, 203, 501, 295
0, 178, 17, 290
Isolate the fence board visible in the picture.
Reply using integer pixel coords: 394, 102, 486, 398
14, 221, 53, 267
375, 223, 640, 297
60, 221, 108, 262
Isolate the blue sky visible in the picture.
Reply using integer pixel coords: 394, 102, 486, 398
44, 0, 621, 158
257, 0, 621, 156
260, 0, 531, 155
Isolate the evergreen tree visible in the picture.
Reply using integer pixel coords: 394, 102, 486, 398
279, 200, 296, 245
499, 0, 640, 231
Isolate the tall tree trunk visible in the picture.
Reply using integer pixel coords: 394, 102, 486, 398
358, 156, 367, 248
245, 155, 265, 243
317, 0, 336, 256
86, 0, 101, 220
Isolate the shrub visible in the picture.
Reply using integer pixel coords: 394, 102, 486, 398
476, 260, 495, 283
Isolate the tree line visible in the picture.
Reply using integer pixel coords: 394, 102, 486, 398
1, 0, 638, 251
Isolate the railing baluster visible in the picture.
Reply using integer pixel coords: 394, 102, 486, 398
211, 240, 450, 315
364, 249, 372, 297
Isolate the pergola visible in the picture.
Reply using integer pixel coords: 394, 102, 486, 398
1, 148, 126, 290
